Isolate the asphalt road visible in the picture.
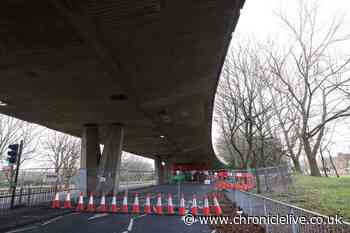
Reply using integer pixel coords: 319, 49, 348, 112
4, 184, 216, 233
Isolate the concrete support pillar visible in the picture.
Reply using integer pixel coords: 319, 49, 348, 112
155, 157, 171, 185
80, 124, 100, 195
155, 158, 164, 185
96, 123, 124, 195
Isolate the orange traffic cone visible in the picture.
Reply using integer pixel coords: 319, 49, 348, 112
156, 193, 163, 215
167, 194, 174, 215
178, 194, 186, 216
52, 192, 60, 209
132, 193, 140, 214
99, 193, 107, 213
144, 193, 151, 214
76, 192, 84, 211
87, 192, 95, 212
64, 192, 72, 209
111, 195, 118, 213
191, 194, 198, 216
213, 194, 222, 216
122, 192, 128, 213
203, 195, 210, 216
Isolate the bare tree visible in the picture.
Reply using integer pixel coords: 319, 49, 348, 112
269, 84, 304, 173
215, 43, 281, 171
121, 152, 153, 171
0, 114, 43, 188
0, 114, 42, 164
43, 132, 80, 189
266, 1, 350, 176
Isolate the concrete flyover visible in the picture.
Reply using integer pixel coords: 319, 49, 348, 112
0, 0, 245, 193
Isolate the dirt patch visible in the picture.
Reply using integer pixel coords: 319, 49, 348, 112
209, 192, 265, 233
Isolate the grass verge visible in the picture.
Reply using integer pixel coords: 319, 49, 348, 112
264, 175, 350, 222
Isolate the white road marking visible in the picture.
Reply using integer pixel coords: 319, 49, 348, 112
5, 226, 38, 233
127, 218, 134, 232
88, 213, 109, 220
211, 230, 217, 233
134, 214, 146, 220
41, 215, 63, 226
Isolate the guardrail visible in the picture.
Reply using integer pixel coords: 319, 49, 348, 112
226, 189, 350, 233
0, 187, 79, 215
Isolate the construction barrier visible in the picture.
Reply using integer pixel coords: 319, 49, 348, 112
51, 192, 222, 216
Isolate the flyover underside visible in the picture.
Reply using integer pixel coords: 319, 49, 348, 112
0, 0, 244, 192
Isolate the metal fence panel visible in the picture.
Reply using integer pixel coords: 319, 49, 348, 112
227, 189, 350, 233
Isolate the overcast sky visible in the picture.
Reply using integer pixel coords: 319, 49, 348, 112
213, 0, 350, 155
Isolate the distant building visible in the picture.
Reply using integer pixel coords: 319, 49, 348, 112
335, 153, 350, 175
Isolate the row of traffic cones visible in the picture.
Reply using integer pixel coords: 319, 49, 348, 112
52, 192, 222, 216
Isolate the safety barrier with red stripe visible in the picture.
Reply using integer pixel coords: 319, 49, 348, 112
51, 191, 222, 216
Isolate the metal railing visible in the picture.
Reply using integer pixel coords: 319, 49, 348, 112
0, 168, 156, 214
0, 187, 78, 214
226, 189, 350, 233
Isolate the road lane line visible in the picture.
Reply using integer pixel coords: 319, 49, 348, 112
127, 218, 134, 232
41, 215, 63, 226
88, 213, 109, 221
134, 214, 146, 220
211, 230, 217, 233
5, 226, 38, 233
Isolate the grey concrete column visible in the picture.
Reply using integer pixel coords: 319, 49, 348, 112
80, 124, 100, 195
96, 123, 124, 195
155, 158, 164, 185
155, 157, 171, 184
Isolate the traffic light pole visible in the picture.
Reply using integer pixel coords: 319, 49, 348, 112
10, 140, 23, 209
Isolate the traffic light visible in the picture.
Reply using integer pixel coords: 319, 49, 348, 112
7, 144, 19, 164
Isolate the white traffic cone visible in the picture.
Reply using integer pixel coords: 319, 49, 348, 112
179, 194, 186, 216
191, 194, 198, 216
144, 193, 152, 214
132, 193, 140, 214
111, 195, 118, 213
167, 193, 174, 215
213, 194, 222, 216
52, 192, 60, 209
156, 193, 163, 215
99, 193, 107, 213
76, 192, 84, 211
87, 192, 95, 212
64, 192, 72, 209
122, 192, 128, 213
203, 195, 210, 216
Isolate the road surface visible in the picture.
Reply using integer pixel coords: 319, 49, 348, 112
3, 184, 216, 233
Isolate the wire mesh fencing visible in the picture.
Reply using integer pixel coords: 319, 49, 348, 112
226, 189, 350, 233
228, 165, 293, 193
